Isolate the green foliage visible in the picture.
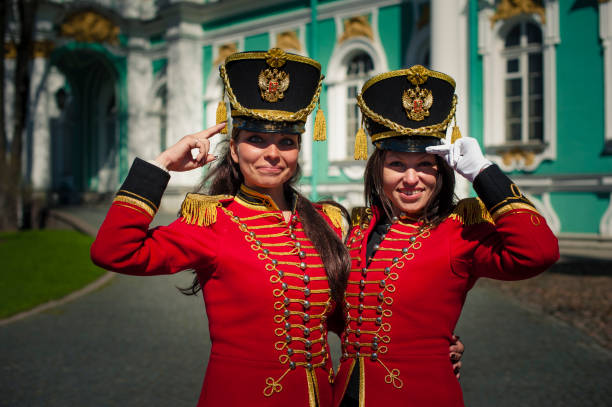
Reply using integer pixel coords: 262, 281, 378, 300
0, 229, 105, 319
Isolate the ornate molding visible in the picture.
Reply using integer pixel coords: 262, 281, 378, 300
338, 16, 373, 43
485, 144, 548, 172
275, 31, 302, 52
60, 11, 119, 44
213, 43, 237, 66
4, 40, 54, 59
490, 0, 546, 26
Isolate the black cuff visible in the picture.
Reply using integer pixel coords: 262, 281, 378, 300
114, 158, 171, 215
473, 164, 536, 219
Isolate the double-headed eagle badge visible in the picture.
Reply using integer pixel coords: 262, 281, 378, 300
402, 85, 433, 121
402, 65, 433, 121
258, 48, 290, 103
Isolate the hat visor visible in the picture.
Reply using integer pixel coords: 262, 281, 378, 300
232, 117, 305, 134
374, 135, 442, 153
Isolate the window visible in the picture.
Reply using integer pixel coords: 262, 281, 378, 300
345, 53, 374, 155
478, 2, 559, 171
503, 22, 543, 144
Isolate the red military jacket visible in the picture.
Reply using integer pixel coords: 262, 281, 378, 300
91, 158, 346, 407
333, 165, 560, 407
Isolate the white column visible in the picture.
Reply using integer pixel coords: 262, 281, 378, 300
126, 37, 155, 163
431, 0, 470, 198
166, 22, 205, 189
600, 1, 612, 146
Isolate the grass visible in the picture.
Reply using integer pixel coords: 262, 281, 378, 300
0, 229, 106, 319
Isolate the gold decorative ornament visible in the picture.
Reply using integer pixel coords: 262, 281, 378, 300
216, 99, 228, 134
258, 68, 290, 102
214, 43, 237, 66
275, 31, 302, 52
60, 11, 120, 44
180, 193, 232, 226
405, 65, 429, 85
354, 126, 368, 160
339, 16, 374, 43
402, 85, 433, 121
313, 105, 327, 141
4, 41, 54, 59
265, 47, 288, 68
490, 0, 546, 26
500, 148, 535, 167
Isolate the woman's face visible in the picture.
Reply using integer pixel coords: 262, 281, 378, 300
382, 151, 438, 215
230, 130, 300, 194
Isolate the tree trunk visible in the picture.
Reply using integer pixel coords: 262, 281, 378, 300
0, 0, 38, 231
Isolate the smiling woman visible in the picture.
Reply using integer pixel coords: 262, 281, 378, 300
334, 66, 560, 407
90, 48, 351, 407
229, 131, 300, 208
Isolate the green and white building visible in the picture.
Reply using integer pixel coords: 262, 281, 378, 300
6, 0, 612, 255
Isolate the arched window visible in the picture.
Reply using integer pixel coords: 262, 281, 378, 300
503, 21, 543, 143
345, 52, 374, 155
478, 2, 559, 172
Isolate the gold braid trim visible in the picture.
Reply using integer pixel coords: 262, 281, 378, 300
180, 193, 232, 226
220, 63, 323, 122
357, 93, 457, 139
322, 204, 344, 233
113, 195, 155, 218
448, 198, 494, 226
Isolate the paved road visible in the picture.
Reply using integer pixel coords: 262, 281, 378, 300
1, 207, 611, 406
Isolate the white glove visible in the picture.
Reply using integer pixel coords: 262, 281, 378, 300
426, 137, 491, 182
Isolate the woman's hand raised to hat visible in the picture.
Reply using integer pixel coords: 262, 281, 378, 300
426, 137, 492, 183
154, 122, 226, 172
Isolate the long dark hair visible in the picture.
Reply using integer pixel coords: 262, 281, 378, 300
180, 128, 350, 304
364, 147, 456, 228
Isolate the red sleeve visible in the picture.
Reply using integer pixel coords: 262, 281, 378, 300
451, 164, 560, 281
455, 210, 559, 281
90, 158, 218, 276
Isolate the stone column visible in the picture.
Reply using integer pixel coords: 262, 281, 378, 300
164, 22, 205, 208
126, 37, 155, 163
431, 0, 470, 198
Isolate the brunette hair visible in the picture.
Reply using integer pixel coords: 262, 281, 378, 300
364, 147, 456, 228
180, 128, 350, 304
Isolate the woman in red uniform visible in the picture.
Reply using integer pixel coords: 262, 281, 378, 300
334, 66, 560, 406
91, 48, 351, 407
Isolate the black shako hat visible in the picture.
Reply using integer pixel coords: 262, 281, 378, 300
354, 65, 458, 158
218, 48, 326, 137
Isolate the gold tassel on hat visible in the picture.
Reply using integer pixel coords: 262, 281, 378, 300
216, 100, 228, 134
354, 126, 368, 160
314, 106, 326, 141
451, 115, 462, 143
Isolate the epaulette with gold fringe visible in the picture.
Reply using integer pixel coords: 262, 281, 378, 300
180, 193, 233, 226
350, 206, 371, 227
322, 203, 345, 234
448, 198, 494, 226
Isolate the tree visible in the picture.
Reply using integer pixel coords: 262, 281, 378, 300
0, 0, 39, 230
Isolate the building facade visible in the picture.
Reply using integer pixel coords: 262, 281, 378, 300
5, 0, 612, 253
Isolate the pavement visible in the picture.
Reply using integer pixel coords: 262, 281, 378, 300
1, 206, 611, 406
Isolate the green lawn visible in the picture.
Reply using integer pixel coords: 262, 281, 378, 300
0, 229, 106, 319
